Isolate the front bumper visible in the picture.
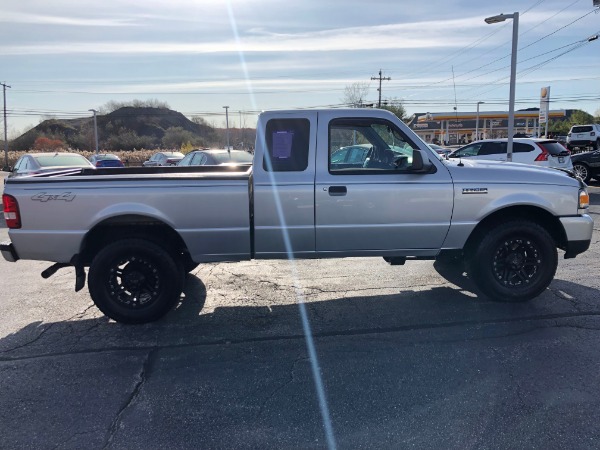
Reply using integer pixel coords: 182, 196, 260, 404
560, 214, 594, 259
0, 241, 19, 262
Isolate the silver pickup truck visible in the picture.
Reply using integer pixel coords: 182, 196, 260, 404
1, 109, 594, 323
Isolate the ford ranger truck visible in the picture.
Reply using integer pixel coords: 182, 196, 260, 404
1, 109, 594, 323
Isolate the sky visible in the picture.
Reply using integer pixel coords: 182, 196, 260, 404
1, 0, 599, 137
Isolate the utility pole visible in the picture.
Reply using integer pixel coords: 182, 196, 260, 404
2, 82, 11, 171
223, 106, 230, 153
371, 69, 391, 108
88, 109, 99, 154
239, 110, 243, 150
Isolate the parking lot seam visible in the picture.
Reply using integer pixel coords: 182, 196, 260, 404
1, 312, 600, 363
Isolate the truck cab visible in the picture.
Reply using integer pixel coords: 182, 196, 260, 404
252, 109, 452, 259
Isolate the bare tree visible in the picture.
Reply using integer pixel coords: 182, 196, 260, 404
381, 98, 408, 121
342, 82, 370, 107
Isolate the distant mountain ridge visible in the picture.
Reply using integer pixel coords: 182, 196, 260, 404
11, 106, 217, 151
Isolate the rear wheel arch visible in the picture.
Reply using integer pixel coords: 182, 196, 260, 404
80, 214, 191, 266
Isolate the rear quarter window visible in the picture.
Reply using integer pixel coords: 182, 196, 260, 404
513, 143, 534, 153
540, 142, 569, 155
263, 118, 310, 172
571, 126, 593, 133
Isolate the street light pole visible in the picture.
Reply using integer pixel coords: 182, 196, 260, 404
223, 106, 230, 153
88, 109, 99, 154
475, 101, 484, 141
2, 82, 11, 171
485, 12, 519, 162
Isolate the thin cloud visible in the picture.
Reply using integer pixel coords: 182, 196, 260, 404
0, 19, 480, 55
0, 11, 137, 27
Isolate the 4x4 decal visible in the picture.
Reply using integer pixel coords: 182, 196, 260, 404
31, 192, 76, 202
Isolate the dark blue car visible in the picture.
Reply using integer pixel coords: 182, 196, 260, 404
89, 154, 124, 168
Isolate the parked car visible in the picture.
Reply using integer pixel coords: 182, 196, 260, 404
142, 152, 185, 167
9, 152, 95, 178
571, 150, 600, 183
88, 154, 124, 168
330, 144, 372, 167
555, 135, 568, 146
428, 143, 452, 158
567, 124, 600, 151
448, 138, 572, 170
178, 149, 253, 166
329, 143, 414, 169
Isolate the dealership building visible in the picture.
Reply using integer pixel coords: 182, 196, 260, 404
407, 108, 572, 145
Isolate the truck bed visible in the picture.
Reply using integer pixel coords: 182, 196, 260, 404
5, 164, 254, 263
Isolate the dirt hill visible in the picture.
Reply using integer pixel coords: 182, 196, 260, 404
11, 107, 218, 151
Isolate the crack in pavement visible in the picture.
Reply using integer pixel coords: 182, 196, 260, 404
0, 304, 99, 354
0, 323, 55, 354
257, 354, 307, 418
102, 348, 156, 449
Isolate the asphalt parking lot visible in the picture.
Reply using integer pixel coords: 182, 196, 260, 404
1, 171, 599, 449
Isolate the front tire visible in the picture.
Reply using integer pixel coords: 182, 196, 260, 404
573, 163, 592, 183
88, 239, 184, 324
467, 221, 557, 302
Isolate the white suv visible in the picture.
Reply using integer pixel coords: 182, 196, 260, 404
567, 124, 600, 151
448, 138, 572, 170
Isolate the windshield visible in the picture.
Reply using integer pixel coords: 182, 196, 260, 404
571, 126, 593, 133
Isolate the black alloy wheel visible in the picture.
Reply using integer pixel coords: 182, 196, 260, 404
88, 239, 184, 323
467, 220, 557, 302
492, 238, 541, 287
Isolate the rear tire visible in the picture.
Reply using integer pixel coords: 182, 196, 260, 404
88, 239, 184, 324
466, 221, 557, 302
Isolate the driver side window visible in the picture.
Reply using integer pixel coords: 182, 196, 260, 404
329, 118, 417, 174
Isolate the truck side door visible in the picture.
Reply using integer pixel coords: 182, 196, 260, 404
252, 112, 318, 258
314, 111, 454, 257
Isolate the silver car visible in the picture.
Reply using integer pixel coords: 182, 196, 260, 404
142, 151, 185, 167
178, 149, 253, 166
9, 152, 95, 178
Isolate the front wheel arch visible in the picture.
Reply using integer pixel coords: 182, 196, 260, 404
464, 206, 566, 256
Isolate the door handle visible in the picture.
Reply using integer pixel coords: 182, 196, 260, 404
328, 186, 347, 196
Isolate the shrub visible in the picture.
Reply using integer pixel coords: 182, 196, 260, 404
33, 137, 66, 151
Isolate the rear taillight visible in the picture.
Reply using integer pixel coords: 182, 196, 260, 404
2, 194, 21, 229
567, 133, 571, 137
535, 145, 549, 161
591, 132, 596, 137
95, 161, 101, 167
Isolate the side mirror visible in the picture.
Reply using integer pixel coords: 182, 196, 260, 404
410, 149, 433, 173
